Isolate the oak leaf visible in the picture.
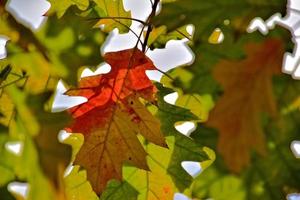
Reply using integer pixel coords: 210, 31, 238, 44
120, 84, 210, 200
93, 0, 132, 33
66, 49, 167, 194
207, 39, 284, 172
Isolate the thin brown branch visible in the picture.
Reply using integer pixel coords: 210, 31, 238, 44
111, 19, 145, 47
142, 0, 160, 52
175, 29, 193, 41
87, 16, 147, 25
0, 75, 29, 89
0, 65, 12, 85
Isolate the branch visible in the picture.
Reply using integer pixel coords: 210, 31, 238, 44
0, 75, 29, 89
87, 16, 147, 25
142, 0, 160, 52
175, 29, 193, 41
0, 65, 12, 85
111, 19, 145, 47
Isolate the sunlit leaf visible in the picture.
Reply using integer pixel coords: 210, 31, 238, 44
47, 0, 90, 18
93, 0, 132, 33
65, 166, 99, 200
66, 49, 167, 194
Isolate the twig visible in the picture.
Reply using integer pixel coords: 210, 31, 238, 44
0, 65, 12, 85
142, 0, 160, 52
111, 19, 145, 47
175, 29, 193, 41
0, 75, 29, 89
7, 76, 29, 127
149, 0, 154, 6
87, 16, 147, 25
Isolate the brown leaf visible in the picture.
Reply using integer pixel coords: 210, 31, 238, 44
207, 39, 284, 172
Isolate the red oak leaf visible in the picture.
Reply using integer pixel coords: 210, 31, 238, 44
66, 49, 157, 118
65, 48, 167, 194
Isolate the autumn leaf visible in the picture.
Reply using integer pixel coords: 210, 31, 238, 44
72, 83, 210, 199
206, 39, 284, 172
2, 0, 299, 199
66, 48, 167, 194
111, 84, 210, 200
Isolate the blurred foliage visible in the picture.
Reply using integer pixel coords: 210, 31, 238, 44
157, 0, 300, 199
0, 0, 299, 199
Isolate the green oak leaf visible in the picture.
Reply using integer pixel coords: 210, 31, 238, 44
146, 25, 193, 49
93, 0, 132, 33
155, 83, 209, 191
123, 136, 209, 200
100, 180, 138, 200
161, 68, 215, 122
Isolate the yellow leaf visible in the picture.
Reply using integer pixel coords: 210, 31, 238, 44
73, 96, 166, 194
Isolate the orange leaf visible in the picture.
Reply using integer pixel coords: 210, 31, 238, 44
66, 49, 157, 118
207, 39, 283, 172
65, 48, 167, 194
